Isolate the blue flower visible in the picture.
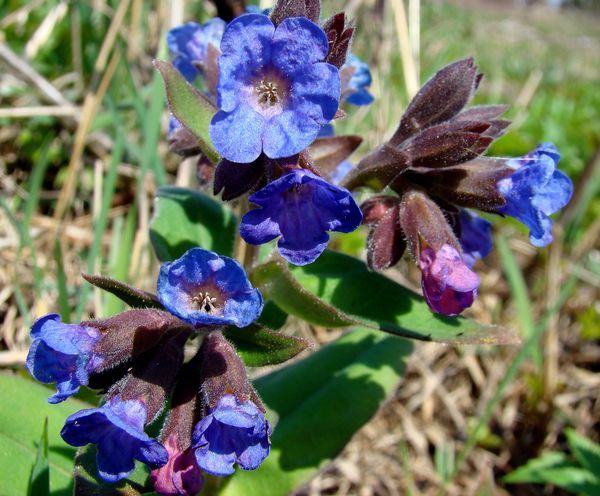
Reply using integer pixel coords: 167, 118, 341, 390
497, 143, 572, 247
61, 396, 168, 482
209, 14, 341, 163
167, 19, 226, 82
26, 314, 103, 404
192, 395, 271, 476
342, 54, 374, 106
458, 210, 493, 267
240, 169, 363, 265
157, 248, 263, 328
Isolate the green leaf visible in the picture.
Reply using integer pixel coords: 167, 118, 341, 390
504, 452, 574, 484
220, 328, 413, 495
0, 373, 90, 495
505, 451, 600, 494
257, 300, 289, 330
223, 324, 312, 367
154, 60, 219, 163
28, 418, 49, 496
150, 186, 237, 261
251, 251, 520, 344
73, 445, 150, 496
82, 274, 163, 309
566, 428, 600, 476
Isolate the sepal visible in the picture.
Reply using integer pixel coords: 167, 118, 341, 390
271, 0, 321, 25
405, 158, 512, 211
391, 57, 479, 145
307, 135, 362, 175
88, 309, 191, 374
82, 274, 163, 309
322, 12, 354, 68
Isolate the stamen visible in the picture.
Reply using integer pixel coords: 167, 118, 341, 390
255, 80, 280, 106
192, 292, 218, 313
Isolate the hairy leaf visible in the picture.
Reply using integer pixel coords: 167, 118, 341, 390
82, 274, 163, 309
224, 324, 312, 367
154, 60, 219, 164
251, 251, 520, 344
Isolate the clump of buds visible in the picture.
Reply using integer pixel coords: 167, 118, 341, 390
343, 58, 572, 315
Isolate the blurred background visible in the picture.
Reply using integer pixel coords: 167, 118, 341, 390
0, 0, 599, 494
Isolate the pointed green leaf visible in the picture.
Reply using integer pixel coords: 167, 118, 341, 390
28, 418, 49, 496
251, 251, 520, 344
220, 328, 413, 496
82, 274, 163, 309
504, 451, 576, 483
154, 60, 219, 163
224, 324, 312, 367
566, 428, 600, 476
0, 373, 90, 495
150, 186, 237, 261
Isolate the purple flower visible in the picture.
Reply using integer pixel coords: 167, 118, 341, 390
157, 248, 263, 328
419, 244, 480, 316
192, 395, 271, 476
167, 19, 226, 82
240, 169, 363, 265
61, 396, 168, 482
209, 14, 340, 163
26, 314, 102, 404
497, 143, 572, 247
341, 54, 374, 106
152, 434, 204, 496
458, 210, 493, 267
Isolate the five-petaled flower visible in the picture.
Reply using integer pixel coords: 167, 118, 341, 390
419, 244, 480, 316
192, 394, 271, 476
61, 396, 168, 482
209, 14, 341, 163
497, 143, 573, 247
26, 314, 103, 404
239, 169, 363, 265
157, 248, 264, 328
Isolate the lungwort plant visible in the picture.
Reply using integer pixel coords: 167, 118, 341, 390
21, 0, 573, 494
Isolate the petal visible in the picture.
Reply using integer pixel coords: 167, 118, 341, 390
239, 207, 282, 245
262, 110, 321, 159
30, 314, 60, 339
137, 440, 169, 469
289, 62, 341, 123
195, 448, 237, 476
310, 179, 363, 233
96, 434, 137, 482
213, 408, 257, 428
217, 14, 275, 111
167, 22, 201, 56
271, 17, 329, 76
210, 106, 265, 163
532, 169, 573, 215
237, 441, 270, 471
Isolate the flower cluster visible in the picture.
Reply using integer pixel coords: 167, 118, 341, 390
166, 5, 370, 266
27, 248, 273, 494
347, 58, 573, 315
27, 2, 576, 493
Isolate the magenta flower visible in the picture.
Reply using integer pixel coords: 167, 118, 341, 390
418, 244, 480, 316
